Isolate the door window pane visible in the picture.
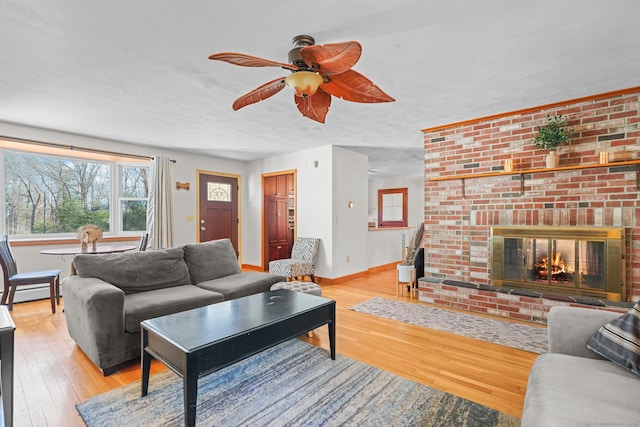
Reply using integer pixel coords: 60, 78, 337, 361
208, 182, 232, 202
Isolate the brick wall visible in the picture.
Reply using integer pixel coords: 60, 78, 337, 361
421, 88, 640, 305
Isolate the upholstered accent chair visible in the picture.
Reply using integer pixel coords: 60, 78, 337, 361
269, 237, 320, 282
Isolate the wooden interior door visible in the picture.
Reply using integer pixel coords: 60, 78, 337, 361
266, 195, 290, 261
263, 172, 295, 269
199, 173, 239, 255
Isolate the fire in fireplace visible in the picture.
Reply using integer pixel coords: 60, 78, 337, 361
492, 226, 625, 301
535, 251, 574, 281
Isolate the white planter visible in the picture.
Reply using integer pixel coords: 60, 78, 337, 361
397, 264, 415, 283
545, 151, 559, 168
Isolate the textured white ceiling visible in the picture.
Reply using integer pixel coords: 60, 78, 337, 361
1, 0, 639, 177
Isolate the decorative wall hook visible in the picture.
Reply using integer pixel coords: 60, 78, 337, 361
176, 182, 190, 191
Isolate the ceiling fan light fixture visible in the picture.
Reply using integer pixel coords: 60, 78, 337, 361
209, 35, 393, 122
284, 71, 324, 97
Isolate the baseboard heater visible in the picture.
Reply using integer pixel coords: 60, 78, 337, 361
1, 284, 57, 305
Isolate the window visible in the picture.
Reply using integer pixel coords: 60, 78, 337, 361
207, 182, 232, 202
377, 187, 408, 228
3, 150, 149, 237
120, 165, 150, 231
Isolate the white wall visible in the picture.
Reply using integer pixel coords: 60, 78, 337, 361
244, 145, 334, 277
243, 145, 370, 280
331, 146, 369, 278
367, 175, 424, 268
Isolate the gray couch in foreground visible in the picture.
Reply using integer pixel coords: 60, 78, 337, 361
62, 239, 284, 375
522, 306, 640, 426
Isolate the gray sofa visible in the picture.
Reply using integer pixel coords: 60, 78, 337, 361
62, 239, 284, 375
522, 306, 640, 426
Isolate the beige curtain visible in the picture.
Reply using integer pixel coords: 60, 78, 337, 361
146, 156, 174, 249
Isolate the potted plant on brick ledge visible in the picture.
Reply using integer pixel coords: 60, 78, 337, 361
532, 114, 574, 168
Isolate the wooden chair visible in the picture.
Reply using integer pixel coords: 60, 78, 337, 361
0, 235, 61, 313
138, 232, 149, 251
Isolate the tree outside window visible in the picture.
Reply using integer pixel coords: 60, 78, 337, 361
4, 151, 149, 236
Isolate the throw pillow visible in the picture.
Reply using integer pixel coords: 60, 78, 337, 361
587, 302, 640, 376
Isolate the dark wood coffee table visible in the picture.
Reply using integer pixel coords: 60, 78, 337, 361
140, 289, 336, 427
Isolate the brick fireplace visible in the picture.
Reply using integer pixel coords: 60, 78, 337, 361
420, 87, 640, 321
491, 226, 625, 300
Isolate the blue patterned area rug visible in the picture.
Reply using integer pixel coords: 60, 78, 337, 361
77, 340, 518, 426
350, 297, 548, 354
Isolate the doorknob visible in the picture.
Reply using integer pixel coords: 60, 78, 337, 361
200, 226, 206, 231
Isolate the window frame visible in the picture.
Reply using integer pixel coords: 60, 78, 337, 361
116, 162, 151, 233
1, 146, 150, 239
377, 187, 408, 228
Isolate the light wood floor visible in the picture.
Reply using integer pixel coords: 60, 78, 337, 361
9, 268, 539, 426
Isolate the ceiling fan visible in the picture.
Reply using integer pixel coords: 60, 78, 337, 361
208, 35, 395, 123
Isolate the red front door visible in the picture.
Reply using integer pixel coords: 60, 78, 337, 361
198, 173, 239, 255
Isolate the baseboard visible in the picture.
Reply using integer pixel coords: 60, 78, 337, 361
368, 261, 400, 273
1, 285, 54, 305
317, 262, 398, 285
243, 261, 399, 286
241, 264, 263, 272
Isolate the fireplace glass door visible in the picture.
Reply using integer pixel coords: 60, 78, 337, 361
526, 238, 579, 288
503, 238, 524, 281
492, 227, 624, 300
579, 241, 605, 289
503, 237, 607, 292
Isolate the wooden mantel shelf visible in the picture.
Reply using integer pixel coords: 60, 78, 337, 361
429, 159, 640, 197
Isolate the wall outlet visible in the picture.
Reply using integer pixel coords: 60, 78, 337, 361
346, 256, 350, 263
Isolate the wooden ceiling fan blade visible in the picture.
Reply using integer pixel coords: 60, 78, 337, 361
294, 89, 331, 123
300, 41, 361, 74
232, 77, 287, 110
321, 70, 395, 103
209, 52, 298, 71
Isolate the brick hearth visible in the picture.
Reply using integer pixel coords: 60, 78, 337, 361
418, 278, 630, 324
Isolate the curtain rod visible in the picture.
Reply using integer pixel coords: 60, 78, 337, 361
0, 135, 176, 162
150, 156, 177, 163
